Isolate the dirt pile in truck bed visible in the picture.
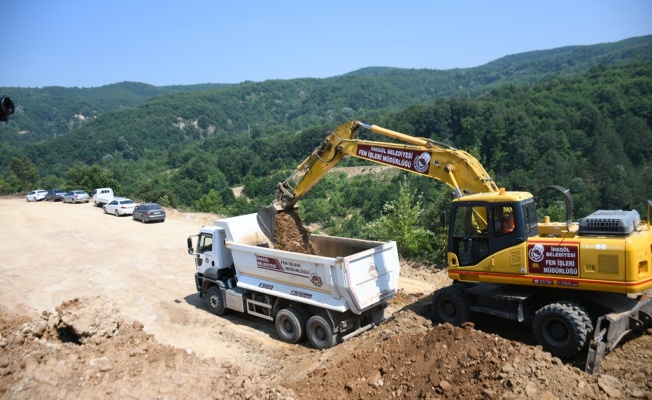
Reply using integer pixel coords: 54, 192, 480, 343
272, 209, 316, 255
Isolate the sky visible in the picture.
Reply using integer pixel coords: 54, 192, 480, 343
2, 1, 651, 88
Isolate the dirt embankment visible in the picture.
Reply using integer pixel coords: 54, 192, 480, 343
1, 199, 651, 399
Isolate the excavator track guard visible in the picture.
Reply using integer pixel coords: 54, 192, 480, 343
585, 294, 652, 374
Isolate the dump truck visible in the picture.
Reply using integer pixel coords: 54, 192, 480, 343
187, 212, 400, 349
258, 120, 652, 373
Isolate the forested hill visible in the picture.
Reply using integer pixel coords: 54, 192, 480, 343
8, 63, 652, 213
0, 82, 228, 143
343, 35, 652, 89
2, 61, 651, 262
1, 35, 650, 146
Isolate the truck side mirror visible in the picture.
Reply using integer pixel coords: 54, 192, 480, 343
187, 237, 194, 255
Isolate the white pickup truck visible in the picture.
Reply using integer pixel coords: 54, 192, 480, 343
187, 213, 400, 349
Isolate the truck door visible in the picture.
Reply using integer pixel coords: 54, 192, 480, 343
195, 233, 214, 274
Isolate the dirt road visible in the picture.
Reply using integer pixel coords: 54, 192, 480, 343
0, 198, 281, 368
1, 198, 650, 399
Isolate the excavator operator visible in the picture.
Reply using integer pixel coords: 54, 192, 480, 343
493, 207, 515, 236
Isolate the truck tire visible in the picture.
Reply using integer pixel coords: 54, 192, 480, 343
431, 284, 470, 326
532, 301, 593, 359
275, 308, 306, 344
306, 313, 337, 350
206, 286, 227, 316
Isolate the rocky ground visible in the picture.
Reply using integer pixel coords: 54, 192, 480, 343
1, 199, 651, 399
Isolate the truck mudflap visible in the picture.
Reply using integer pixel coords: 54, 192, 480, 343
585, 294, 652, 374
339, 303, 391, 342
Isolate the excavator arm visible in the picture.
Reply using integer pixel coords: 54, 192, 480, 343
276, 121, 497, 207
257, 121, 498, 239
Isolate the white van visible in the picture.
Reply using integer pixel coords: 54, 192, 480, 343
93, 188, 114, 207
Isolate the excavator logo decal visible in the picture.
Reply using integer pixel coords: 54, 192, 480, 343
356, 144, 431, 175
529, 244, 545, 262
414, 152, 431, 173
528, 243, 579, 276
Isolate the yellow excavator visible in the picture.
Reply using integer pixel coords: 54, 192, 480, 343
258, 120, 652, 374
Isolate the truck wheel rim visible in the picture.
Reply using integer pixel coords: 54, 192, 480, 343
313, 326, 326, 340
209, 295, 221, 309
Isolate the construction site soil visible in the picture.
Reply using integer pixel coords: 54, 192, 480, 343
1, 199, 651, 399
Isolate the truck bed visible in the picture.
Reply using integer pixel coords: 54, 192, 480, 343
215, 213, 400, 314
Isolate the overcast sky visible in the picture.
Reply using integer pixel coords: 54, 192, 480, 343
2, 1, 651, 88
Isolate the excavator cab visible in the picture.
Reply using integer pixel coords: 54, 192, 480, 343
448, 193, 537, 268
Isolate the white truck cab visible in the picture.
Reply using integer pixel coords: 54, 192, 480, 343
93, 187, 114, 207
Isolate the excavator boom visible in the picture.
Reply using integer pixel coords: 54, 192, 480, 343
258, 121, 498, 239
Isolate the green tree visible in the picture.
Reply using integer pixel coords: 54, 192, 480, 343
9, 156, 39, 191
363, 178, 434, 259
64, 164, 121, 194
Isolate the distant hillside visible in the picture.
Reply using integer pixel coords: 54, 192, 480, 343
0, 82, 228, 143
343, 35, 652, 94
1, 61, 650, 242
1, 35, 650, 148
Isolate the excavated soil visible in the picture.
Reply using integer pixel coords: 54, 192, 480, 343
1, 199, 651, 399
273, 210, 315, 254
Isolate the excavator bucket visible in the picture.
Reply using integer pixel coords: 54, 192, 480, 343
256, 204, 280, 242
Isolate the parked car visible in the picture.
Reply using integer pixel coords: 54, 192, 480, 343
104, 198, 136, 216
26, 189, 48, 202
45, 189, 67, 202
63, 190, 90, 204
132, 203, 166, 223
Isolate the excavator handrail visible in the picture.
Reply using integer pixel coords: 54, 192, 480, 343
534, 185, 573, 226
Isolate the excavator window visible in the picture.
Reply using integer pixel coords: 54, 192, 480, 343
493, 206, 515, 237
452, 205, 489, 266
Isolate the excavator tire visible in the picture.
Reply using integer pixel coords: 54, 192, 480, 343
306, 313, 337, 350
532, 300, 593, 359
275, 307, 306, 344
430, 284, 470, 326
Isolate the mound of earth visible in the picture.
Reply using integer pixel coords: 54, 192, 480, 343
0, 297, 294, 400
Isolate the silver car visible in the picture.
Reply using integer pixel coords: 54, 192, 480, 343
63, 190, 90, 204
